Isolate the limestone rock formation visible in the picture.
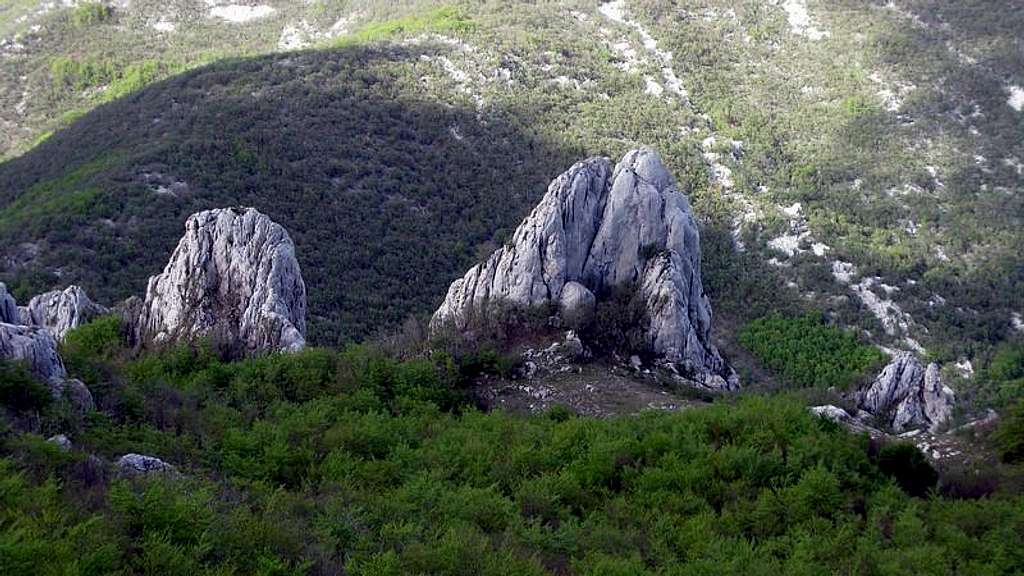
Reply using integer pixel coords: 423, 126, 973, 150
432, 148, 735, 389
115, 454, 179, 478
856, 353, 955, 432
135, 207, 307, 355
22, 285, 108, 341
0, 322, 95, 412
0, 282, 17, 324
0, 322, 66, 381
809, 405, 884, 437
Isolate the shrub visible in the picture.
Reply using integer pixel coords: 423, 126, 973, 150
69, 2, 113, 27
992, 400, 1024, 464
876, 443, 938, 497
0, 361, 52, 413
739, 312, 886, 389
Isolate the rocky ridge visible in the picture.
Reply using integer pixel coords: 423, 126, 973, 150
432, 148, 736, 389
134, 207, 307, 355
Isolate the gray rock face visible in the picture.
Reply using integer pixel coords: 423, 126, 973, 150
0, 322, 66, 381
432, 148, 735, 389
857, 353, 955, 432
810, 405, 884, 437
0, 282, 17, 324
115, 453, 179, 478
0, 322, 95, 412
135, 207, 307, 355
22, 285, 108, 341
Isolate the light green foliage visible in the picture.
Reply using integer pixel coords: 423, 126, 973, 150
739, 313, 886, 389
0, 152, 116, 233
68, 1, 112, 28
335, 6, 473, 45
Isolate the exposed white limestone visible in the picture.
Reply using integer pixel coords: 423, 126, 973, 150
209, 4, 275, 24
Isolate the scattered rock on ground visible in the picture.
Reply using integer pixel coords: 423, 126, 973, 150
115, 454, 179, 478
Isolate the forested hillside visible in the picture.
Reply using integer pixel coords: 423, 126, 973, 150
1, 321, 1022, 574
1, 0, 1021, 372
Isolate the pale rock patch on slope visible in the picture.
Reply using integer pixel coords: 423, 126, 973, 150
780, 0, 830, 40
1012, 312, 1024, 333
279, 20, 320, 50
150, 18, 176, 33
116, 454, 179, 478
209, 4, 275, 24
1006, 85, 1024, 113
598, 0, 688, 102
0, 322, 65, 381
432, 148, 736, 390
830, 261, 922, 352
134, 207, 307, 356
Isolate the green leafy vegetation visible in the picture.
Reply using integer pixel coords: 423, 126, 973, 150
336, 6, 474, 46
0, 361, 51, 413
68, 1, 112, 28
2, 336, 1023, 573
993, 400, 1024, 464
739, 313, 886, 390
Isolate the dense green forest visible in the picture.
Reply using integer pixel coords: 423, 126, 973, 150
739, 313, 886, 390
1, 318, 1023, 575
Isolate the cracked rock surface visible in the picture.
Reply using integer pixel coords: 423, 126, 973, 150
432, 148, 735, 389
135, 207, 307, 355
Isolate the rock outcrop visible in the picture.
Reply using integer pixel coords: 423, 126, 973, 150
0, 322, 66, 381
134, 207, 307, 355
0, 282, 17, 324
809, 405, 884, 437
856, 353, 955, 432
0, 321, 95, 413
21, 285, 108, 341
115, 454, 179, 478
432, 148, 735, 389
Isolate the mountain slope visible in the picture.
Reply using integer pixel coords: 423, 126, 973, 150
1, 0, 1022, 396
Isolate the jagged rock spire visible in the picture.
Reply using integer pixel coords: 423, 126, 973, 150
135, 207, 307, 355
432, 148, 736, 389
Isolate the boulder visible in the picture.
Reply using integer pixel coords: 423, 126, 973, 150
115, 454, 179, 478
856, 353, 955, 432
432, 148, 735, 389
134, 207, 307, 355
50, 377, 96, 413
0, 282, 17, 324
559, 281, 596, 329
47, 434, 72, 451
22, 285, 108, 341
